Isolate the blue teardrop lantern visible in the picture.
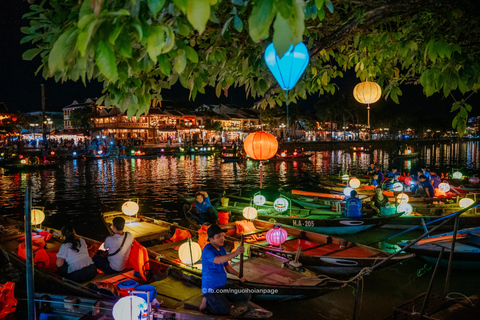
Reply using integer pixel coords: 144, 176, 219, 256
265, 43, 309, 139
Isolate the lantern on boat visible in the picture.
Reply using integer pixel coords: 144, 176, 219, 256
273, 198, 289, 212
459, 198, 475, 209
253, 195, 266, 206
392, 182, 403, 192
266, 224, 288, 247
112, 295, 148, 320
438, 183, 450, 193
397, 203, 413, 215
349, 178, 361, 189
21, 159, 26, 164
343, 187, 354, 197
453, 171, 463, 179
178, 239, 202, 266
243, 207, 258, 220
396, 193, 409, 204
353, 81, 382, 127
122, 201, 139, 216
31, 209, 45, 225
469, 176, 480, 185
342, 174, 349, 181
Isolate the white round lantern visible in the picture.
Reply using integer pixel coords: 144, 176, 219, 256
392, 182, 403, 192
273, 198, 289, 212
349, 178, 361, 189
178, 240, 202, 265
31, 209, 45, 225
342, 174, 349, 181
243, 207, 258, 220
453, 171, 463, 179
397, 203, 413, 215
438, 183, 450, 193
459, 198, 474, 209
396, 193, 409, 204
113, 296, 148, 320
343, 187, 354, 197
253, 195, 266, 206
122, 201, 139, 216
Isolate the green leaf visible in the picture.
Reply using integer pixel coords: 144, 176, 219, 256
48, 28, 75, 74
317, 7, 325, 20
158, 55, 172, 75
321, 71, 328, 85
108, 24, 123, 45
215, 82, 222, 98
77, 19, 100, 56
147, 0, 166, 15
173, 0, 188, 13
187, 0, 210, 34
276, 0, 293, 19
147, 25, 165, 62
272, 2, 304, 58
324, 0, 334, 13
465, 103, 472, 112
452, 114, 458, 128
390, 87, 400, 104
177, 20, 191, 37
185, 46, 199, 63
248, 0, 276, 42
315, 0, 325, 10
222, 17, 233, 35
427, 38, 437, 63
22, 48, 42, 61
174, 50, 187, 74
95, 41, 118, 81
116, 32, 132, 58
234, 16, 243, 32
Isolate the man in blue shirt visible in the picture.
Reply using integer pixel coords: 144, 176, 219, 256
419, 175, 435, 198
387, 168, 400, 179
345, 190, 363, 218
366, 163, 376, 176
200, 225, 251, 315
186, 191, 218, 225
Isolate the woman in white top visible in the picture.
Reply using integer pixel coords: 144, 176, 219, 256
56, 225, 97, 283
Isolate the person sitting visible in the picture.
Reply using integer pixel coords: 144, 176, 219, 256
370, 174, 379, 187
294, 147, 303, 156
387, 168, 400, 179
430, 172, 442, 189
419, 175, 435, 198
375, 167, 384, 185
366, 163, 376, 176
186, 191, 218, 225
200, 225, 251, 316
56, 225, 97, 283
370, 187, 389, 214
421, 167, 432, 181
345, 190, 362, 218
93, 217, 134, 274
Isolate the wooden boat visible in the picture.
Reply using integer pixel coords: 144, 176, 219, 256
220, 155, 246, 163
101, 210, 347, 298
182, 210, 413, 276
0, 216, 272, 318
3, 161, 61, 172
398, 226, 480, 269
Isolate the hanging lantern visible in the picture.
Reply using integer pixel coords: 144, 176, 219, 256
31, 209, 45, 225
122, 201, 139, 216
253, 195, 266, 206
112, 296, 148, 320
349, 178, 361, 189
459, 198, 474, 208
178, 240, 202, 265
396, 193, 409, 204
243, 132, 278, 160
469, 176, 480, 185
264, 43, 309, 90
243, 207, 258, 220
453, 171, 463, 179
343, 187, 354, 197
392, 182, 403, 192
353, 81, 382, 104
438, 183, 450, 193
397, 203, 413, 215
273, 198, 288, 212
266, 224, 288, 247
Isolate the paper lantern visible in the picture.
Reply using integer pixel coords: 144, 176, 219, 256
396, 193, 409, 204
21, 159, 26, 164
122, 201, 139, 216
349, 178, 361, 188
342, 174, 349, 181
453, 171, 463, 179
353, 81, 382, 104
266, 225, 288, 247
438, 183, 450, 193
243, 132, 278, 160
178, 240, 202, 265
113, 296, 148, 320
397, 203, 413, 215
459, 198, 474, 208
243, 207, 258, 220
273, 198, 288, 212
253, 195, 266, 206
31, 209, 45, 225
343, 187, 354, 197
469, 176, 480, 185
264, 43, 309, 91
392, 182, 403, 192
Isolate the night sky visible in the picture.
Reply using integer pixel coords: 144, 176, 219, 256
1, 1, 478, 126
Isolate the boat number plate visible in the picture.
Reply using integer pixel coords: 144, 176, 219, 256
292, 220, 315, 227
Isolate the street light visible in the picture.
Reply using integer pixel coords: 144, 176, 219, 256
280, 123, 286, 140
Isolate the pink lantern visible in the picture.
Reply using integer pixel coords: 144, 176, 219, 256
266, 225, 288, 247
469, 176, 480, 185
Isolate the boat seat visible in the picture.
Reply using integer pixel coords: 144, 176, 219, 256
183, 294, 204, 311
235, 229, 267, 237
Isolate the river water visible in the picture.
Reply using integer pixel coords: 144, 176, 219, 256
1, 140, 480, 319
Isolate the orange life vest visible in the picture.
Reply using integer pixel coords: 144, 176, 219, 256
127, 240, 150, 281
0, 282, 17, 318
235, 220, 257, 233
198, 224, 210, 249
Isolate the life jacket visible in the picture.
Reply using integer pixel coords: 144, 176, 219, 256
17, 235, 51, 269
127, 240, 150, 281
0, 282, 16, 318
235, 220, 257, 234
198, 224, 210, 249
168, 228, 192, 242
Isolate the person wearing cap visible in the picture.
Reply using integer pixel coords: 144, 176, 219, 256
200, 224, 251, 316
345, 190, 362, 218
186, 191, 218, 225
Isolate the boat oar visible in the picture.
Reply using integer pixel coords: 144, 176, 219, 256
239, 235, 244, 279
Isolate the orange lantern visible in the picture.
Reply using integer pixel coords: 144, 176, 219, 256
243, 132, 278, 160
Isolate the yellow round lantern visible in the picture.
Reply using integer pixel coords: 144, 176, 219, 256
178, 240, 202, 265
243, 207, 258, 220
353, 81, 382, 104
31, 209, 45, 225
459, 198, 474, 208
243, 131, 278, 160
349, 178, 361, 189
397, 193, 409, 204
122, 201, 139, 216
438, 183, 450, 193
